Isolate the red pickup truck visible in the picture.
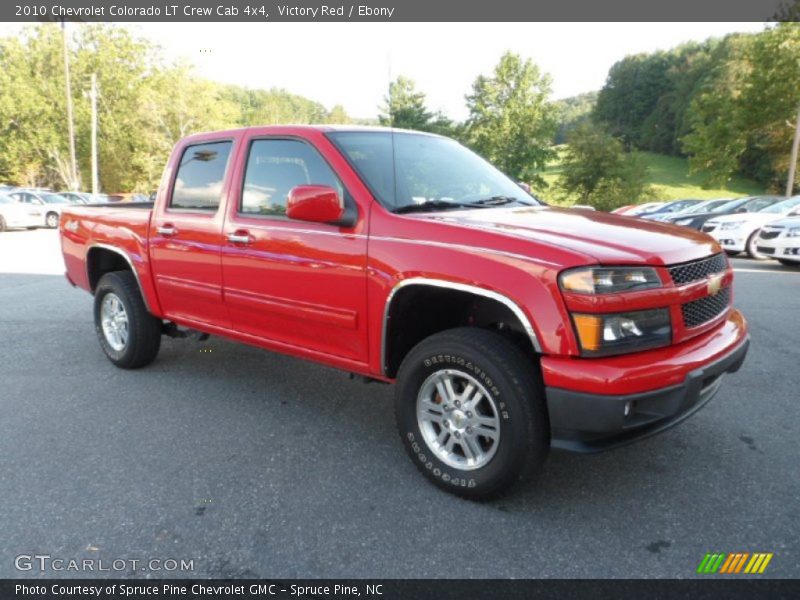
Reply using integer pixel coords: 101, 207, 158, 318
60, 126, 749, 498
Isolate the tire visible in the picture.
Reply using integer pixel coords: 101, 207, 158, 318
394, 327, 549, 500
746, 230, 766, 259
94, 271, 161, 369
778, 259, 800, 267
0, 216, 6, 232
45, 212, 59, 228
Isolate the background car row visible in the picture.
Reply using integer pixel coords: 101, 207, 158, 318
617, 195, 800, 267
0, 185, 152, 232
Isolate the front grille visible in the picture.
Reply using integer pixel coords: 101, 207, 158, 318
759, 229, 782, 240
681, 287, 730, 328
756, 246, 776, 255
668, 253, 727, 285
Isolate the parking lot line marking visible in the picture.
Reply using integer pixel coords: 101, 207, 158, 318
733, 268, 800, 274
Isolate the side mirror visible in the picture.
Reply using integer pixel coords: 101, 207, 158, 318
287, 185, 353, 226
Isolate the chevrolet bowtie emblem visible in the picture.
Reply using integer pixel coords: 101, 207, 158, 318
707, 274, 723, 296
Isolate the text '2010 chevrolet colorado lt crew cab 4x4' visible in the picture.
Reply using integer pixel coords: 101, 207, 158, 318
60, 126, 749, 499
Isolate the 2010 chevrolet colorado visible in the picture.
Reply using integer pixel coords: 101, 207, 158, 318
60, 126, 750, 498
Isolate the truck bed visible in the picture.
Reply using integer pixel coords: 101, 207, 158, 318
60, 203, 155, 298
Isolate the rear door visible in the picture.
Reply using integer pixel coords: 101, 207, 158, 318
148, 133, 242, 329
220, 132, 370, 364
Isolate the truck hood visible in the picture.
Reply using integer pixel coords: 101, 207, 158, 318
421, 205, 719, 265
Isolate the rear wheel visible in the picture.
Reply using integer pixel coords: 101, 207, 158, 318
394, 327, 549, 500
45, 212, 59, 229
94, 271, 161, 369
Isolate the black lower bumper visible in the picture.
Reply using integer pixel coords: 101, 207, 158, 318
546, 336, 750, 453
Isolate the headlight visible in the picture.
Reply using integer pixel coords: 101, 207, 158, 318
720, 221, 745, 231
786, 227, 800, 238
559, 267, 662, 295
572, 309, 672, 357
674, 217, 694, 226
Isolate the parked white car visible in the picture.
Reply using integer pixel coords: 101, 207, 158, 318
9, 190, 75, 228
0, 193, 43, 231
702, 196, 800, 258
755, 215, 800, 266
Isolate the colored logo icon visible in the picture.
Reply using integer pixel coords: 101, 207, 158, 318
697, 552, 773, 574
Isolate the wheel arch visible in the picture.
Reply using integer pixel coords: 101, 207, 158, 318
86, 244, 153, 312
381, 278, 542, 378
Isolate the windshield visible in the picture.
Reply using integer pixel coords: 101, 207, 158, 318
41, 193, 70, 204
759, 196, 800, 214
327, 131, 542, 211
685, 199, 729, 214
657, 200, 700, 214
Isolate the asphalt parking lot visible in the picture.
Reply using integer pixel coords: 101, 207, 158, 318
0, 228, 798, 579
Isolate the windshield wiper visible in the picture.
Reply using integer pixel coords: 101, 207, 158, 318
470, 195, 518, 206
394, 200, 489, 214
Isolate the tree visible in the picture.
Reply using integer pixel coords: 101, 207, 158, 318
682, 25, 800, 190
464, 52, 557, 184
378, 76, 451, 134
553, 91, 598, 145
557, 122, 651, 211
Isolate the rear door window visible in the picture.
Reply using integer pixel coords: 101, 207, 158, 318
170, 141, 233, 211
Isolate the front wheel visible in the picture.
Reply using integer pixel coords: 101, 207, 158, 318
394, 327, 549, 500
94, 271, 161, 369
746, 230, 766, 259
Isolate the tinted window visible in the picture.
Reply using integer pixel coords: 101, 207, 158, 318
241, 139, 342, 217
171, 141, 232, 211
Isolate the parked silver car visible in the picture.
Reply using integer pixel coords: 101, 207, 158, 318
9, 190, 76, 228
0, 193, 43, 231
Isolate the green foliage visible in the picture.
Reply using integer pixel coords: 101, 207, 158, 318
556, 123, 651, 211
0, 24, 351, 192
594, 25, 800, 191
539, 147, 763, 206
378, 76, 454, 135
552, 91, 597, 145
683, 25, 800, 190
464, 52, 557, 184
594, 51, 674, 148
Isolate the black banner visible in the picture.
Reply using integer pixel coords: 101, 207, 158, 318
0, 0, 794, 23
4, 579, 800, 600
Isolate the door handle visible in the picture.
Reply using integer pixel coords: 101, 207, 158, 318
227, 231, 253, 245
157, 225, 178, 236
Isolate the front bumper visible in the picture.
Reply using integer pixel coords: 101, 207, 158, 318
756, 237, 800, 261
709, 231, 746, 253
543, 310, 749, 453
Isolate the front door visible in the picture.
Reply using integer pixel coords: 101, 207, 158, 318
220, 136, 369, 363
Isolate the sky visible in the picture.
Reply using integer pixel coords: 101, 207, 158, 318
1, 22, 769, 120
